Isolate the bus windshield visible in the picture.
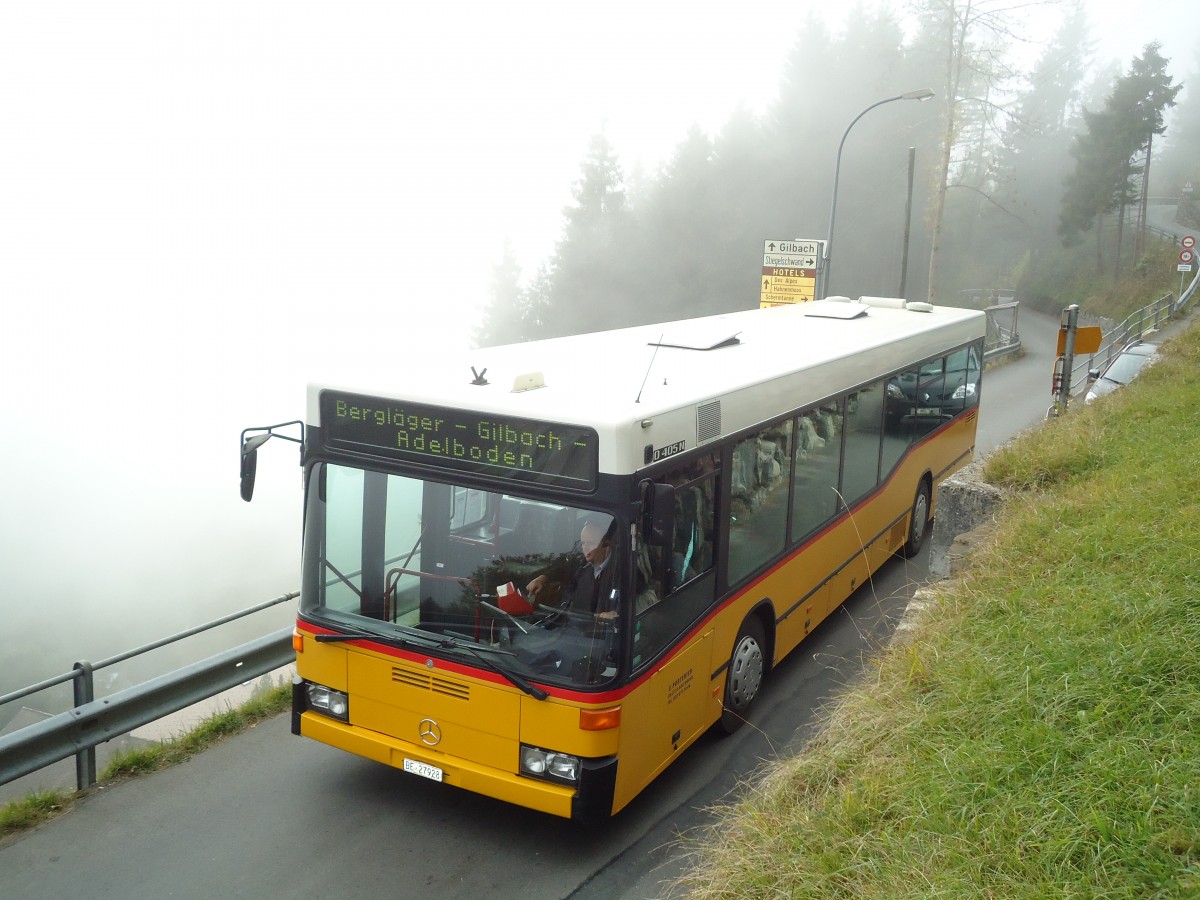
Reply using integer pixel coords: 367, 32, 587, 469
300, 462, 623, 689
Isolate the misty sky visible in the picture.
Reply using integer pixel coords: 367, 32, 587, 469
1, 1, 1196, 688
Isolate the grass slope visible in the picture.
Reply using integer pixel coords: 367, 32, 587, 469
680, 321, 1200, 898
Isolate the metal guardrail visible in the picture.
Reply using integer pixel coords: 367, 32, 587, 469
983, 301, 1021, 361
1060, 267, 1197, 404
1062, 293, 1177, 399
0, 592, 297, 793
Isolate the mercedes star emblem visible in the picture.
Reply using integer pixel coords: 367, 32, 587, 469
418, 718, 442, 746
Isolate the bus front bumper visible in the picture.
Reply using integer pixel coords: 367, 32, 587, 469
296, 708, 616, 822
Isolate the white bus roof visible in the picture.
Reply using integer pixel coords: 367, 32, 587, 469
309, 299, 985, 477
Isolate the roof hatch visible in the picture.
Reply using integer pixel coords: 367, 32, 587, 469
648, 321, 741, 351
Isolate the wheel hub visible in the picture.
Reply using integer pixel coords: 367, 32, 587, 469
728, 636, 763, 709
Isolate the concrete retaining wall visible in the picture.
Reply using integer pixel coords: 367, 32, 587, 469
929, 459, 1007, 580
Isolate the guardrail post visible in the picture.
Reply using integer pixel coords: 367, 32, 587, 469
72, 660, 96, 790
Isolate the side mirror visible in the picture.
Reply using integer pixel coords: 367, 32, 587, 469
239, 421, 304, 502
1087, 369, 1101, 382
640, 481, 675, 547
240, 433, 272, 502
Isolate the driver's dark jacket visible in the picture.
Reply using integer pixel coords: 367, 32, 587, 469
562, 560, 616, 616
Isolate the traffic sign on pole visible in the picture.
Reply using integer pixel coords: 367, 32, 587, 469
1182, 235, 1196, 250
760, 238, 824, 307
1180, 249, 1195, 265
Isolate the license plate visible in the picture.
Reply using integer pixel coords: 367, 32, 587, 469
916, 406, 940, 416
403, 758, 444, 782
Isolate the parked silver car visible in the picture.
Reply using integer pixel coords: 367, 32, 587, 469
1085, 340, 1160, 403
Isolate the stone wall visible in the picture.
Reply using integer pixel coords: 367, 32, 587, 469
929, 458, 1007, 580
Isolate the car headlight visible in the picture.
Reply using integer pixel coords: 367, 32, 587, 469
520, 744, 581, 784
887, 382, 904, 399
951, 382, 976, 400
305, 683, 349, 722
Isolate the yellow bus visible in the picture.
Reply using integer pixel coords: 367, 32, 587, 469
241, 297, 985, 821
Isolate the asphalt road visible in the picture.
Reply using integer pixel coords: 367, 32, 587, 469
0, 307, 1094, 900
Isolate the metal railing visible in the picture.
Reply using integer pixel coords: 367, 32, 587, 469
1063, 293, 1177, 398
1058, 264, 1197, 403
983, 300, 1021, 361
0, 592, 297, 792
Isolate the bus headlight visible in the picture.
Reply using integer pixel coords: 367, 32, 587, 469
305, 683, 349, 722
520, 744, 581, 784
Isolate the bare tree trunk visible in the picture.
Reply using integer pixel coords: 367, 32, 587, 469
926, 127, 954, 301
926, 1, 969, 302
1114, 203, 1125, 284
1138, 132, 1153, 260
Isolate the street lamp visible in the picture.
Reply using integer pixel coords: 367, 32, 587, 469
822, 88, 934, 299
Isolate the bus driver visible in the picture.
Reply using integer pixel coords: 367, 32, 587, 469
526, 520, 618, 621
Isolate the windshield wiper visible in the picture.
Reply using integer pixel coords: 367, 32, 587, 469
448, 639, 549, 700
315, 624, 548, 701
315, 623, 441, 652
416, 629, 549, 700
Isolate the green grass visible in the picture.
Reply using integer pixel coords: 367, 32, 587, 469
0, 682, 291, 842
99, 682, 292, 779
0, 790, 70, 837
678, 324, 1200, 898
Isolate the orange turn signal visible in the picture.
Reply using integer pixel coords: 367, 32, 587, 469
579, 706, 621, 731
292, 630, 304, 653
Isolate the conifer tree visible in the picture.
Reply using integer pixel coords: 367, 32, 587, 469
1059, 43, 1180, 273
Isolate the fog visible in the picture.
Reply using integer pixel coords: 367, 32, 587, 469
1, 1, 1193, 708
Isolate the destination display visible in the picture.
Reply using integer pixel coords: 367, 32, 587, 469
319, 390, 598, 490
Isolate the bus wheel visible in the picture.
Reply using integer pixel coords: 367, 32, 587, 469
719, 617, 766, 734
901, 479, 932, 558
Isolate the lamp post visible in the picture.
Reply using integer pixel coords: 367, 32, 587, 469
821, 88, 934, 299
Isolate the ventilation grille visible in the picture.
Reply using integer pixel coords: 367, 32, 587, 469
696, 401, 722, 443
392, 667, 471, 701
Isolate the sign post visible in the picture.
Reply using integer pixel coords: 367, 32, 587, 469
1180, 238, 1196, 296
1050, 304, 1096, 417
760, 239, 824, 308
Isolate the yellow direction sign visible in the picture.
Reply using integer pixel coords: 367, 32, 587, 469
760, 238, 824, 308
1056, 325, 1102, 356
760, 266, 816, 307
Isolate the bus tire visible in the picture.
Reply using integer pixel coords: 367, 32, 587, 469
719, 616, 766, 734
901, 478, 932, 558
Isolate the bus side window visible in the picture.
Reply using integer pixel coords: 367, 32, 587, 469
946, 344, 982, 414
841, 381, 886, 507
634, 454, 718, 666
728, 419, 792, 585
671, 458, 717, 584
793, 401, 843, 542
634, 542, 661, 613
